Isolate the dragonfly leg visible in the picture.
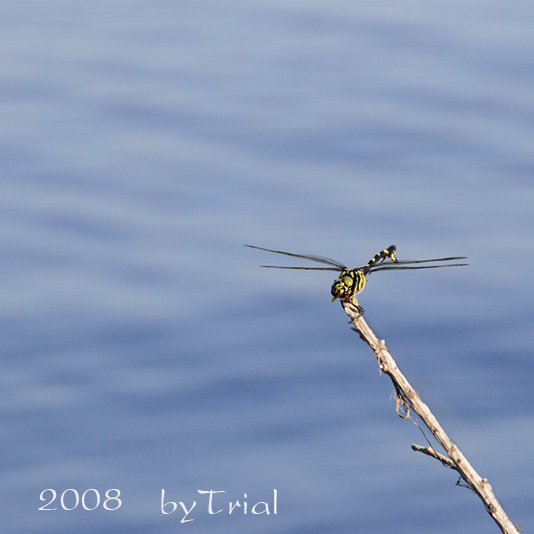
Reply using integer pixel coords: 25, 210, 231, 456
344, 296, 364, 316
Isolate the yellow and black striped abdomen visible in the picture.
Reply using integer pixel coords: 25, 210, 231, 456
331, 268, 366, 303
364, 245, 397, 272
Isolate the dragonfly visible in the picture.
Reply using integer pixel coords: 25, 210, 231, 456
246, 244, 468, 313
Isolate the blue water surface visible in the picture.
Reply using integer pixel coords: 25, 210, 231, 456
1, 1, 533, 533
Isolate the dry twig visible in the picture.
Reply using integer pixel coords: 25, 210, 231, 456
342, 300, 518, 534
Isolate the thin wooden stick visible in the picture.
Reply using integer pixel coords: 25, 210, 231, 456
341, 300, 519, 534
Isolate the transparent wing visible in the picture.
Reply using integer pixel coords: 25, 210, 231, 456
245, 245, 346, 270
368, 257, 468, 274
381, 256, 467, 266
257, 266, 342, 271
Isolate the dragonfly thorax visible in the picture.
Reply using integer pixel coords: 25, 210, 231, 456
331, 268, 367, 303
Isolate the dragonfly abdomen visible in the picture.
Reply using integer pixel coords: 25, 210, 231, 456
363, 245, 397, 273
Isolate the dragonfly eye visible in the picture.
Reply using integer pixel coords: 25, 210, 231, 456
342, 275, 354, 287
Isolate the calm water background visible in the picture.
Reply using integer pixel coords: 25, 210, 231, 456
1, 1, 533, 533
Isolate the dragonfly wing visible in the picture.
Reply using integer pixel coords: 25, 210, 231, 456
260, 266, 342, 271
245, 245, 347, 269
368, 263, 468, 273
383, 256, 467, 265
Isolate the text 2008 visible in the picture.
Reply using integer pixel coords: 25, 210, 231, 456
39, 489, 122, 511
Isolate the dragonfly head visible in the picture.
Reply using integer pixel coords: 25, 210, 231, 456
331, 269, 366, 302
